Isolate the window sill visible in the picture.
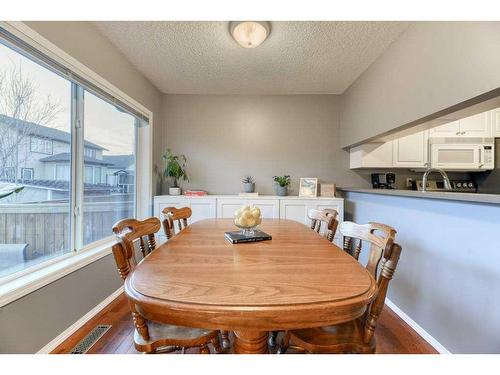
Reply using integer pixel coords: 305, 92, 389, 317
0, 238, 115, 307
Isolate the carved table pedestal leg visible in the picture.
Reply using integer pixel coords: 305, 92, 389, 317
233, 330, 269, 354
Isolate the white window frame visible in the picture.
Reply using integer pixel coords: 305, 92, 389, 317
84, 147, 96, 159
21, 167, 34, 180
84, 165, 93, 184
55, 164, 70, 181
0, 21, 153, 308
30, 136, 53, 154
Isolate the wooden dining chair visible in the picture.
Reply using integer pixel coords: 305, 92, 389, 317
308, 208, 339, 242
278, 240, 402, 354
112, 217, 222, 354
161, 206, 192, 239
341, 221, 397, 278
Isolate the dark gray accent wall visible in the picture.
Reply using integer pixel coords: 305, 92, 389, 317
340, 22, 500, 148
0, 254, 122, 353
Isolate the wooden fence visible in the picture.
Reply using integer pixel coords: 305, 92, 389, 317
0, 200, 133, 260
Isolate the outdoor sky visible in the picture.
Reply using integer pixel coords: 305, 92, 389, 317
0, 41, 136, 156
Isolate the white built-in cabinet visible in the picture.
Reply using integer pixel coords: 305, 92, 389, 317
279, 198, 344, 246
491, 108, 500, 137
392, 130, 429, 168
153, 195, 344, 247
217, 198, 280, 219
153, 196, 217, 242
428, 112, 491, 138
349, 142, 393, 169
350, 108, 497, 169
350, 131, 428, 169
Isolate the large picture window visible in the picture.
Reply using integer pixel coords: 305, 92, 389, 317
0, 29, 147, 280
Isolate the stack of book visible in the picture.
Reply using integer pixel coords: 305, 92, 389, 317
184, 190, 208, 196
225, 229, 272, 244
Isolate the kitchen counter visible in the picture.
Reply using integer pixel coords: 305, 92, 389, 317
338, 187, 500, 205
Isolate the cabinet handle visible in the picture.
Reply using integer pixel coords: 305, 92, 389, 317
461, 131, 466, 135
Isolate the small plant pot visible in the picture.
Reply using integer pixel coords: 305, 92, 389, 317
275, 185, 288, 196
169, 187, 181, 195
243, 182, 255, 193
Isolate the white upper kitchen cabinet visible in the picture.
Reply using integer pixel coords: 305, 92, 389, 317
392, 130, 429, 168
459, 112, 491, 137
491, 108, 500, 137
349, 141, 393, 169
429, 112, 492, 138
428, 120, 460, 137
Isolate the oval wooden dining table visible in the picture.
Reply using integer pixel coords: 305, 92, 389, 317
124, 218, 377, 354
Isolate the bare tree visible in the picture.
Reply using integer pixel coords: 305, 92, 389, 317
0, 64, 62, 182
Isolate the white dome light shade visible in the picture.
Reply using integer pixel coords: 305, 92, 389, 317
230, 21, 270, 49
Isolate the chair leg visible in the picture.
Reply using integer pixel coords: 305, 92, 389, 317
268, 331, 279, 347
277, 331, 290, 354
211, 336, 224, 353
220, 330, 230, 350
200, 344, 210, 354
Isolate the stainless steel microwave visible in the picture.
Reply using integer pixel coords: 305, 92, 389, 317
429, 137, 495, 171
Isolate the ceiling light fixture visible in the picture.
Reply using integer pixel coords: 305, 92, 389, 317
230, 21, 270, 49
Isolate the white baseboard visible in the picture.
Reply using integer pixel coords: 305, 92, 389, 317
385, 298, 451, 354
37, 286, 124, 354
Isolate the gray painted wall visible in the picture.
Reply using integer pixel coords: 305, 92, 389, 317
340, 22, 500, 148
0, 22, 163, 353
344, 191, 500, 353
0, 255, 122, 353
161, 94, 367, 195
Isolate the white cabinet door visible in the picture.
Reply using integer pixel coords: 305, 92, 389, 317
279, 198, 344, 247
217, 198, 280, 219
428, 120, 460, 137
189, 198, 217, 223
459, 112, 491, 137
279, 200, 310, 225
392, 130, 429, 168
429, 113, 492, 138
154, 197, 188, 218
153, 196, 188, 244
491, 108, 500, 137
350, 141, 393, 169
153, 196, 216, 244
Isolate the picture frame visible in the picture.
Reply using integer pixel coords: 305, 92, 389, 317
299, 177, 318, 197
319, 183, 336, 197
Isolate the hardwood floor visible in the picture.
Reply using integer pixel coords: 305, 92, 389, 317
51, 293, 438, 354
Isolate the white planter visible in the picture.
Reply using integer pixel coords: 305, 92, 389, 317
169, 187, 181, 195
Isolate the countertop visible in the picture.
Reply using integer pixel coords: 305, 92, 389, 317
154, 194, 343, 200
338, 187, 500, 205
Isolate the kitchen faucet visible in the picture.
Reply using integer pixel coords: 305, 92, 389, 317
422, 164, 452, 192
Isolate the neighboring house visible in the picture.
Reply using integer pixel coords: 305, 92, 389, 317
0, 114, 134, 202
102, 154, 135, 193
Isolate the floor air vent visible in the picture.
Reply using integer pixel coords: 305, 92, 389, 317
70, 325, 112, 354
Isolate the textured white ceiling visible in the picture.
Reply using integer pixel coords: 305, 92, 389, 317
93, 21, 410, 95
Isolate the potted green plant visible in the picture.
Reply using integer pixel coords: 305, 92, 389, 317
242, 176, 255, 193
162, 149, 189, 195
273, 175, 291, 196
